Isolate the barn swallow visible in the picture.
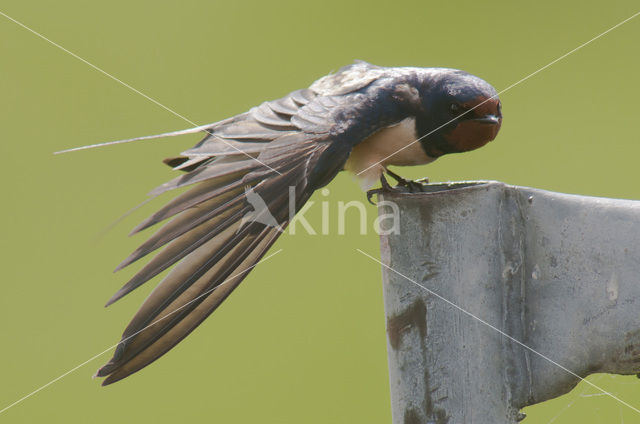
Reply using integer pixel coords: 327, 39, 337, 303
96, 61, 502, 384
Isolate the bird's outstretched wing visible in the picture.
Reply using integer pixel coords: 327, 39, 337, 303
96, 62, 406, 384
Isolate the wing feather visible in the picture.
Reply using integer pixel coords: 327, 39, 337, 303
148, 157, 257, 197
100, 226, 280, 385
98, 134, 338, 384
131, 176, 246, 235
97, 62, 403, 384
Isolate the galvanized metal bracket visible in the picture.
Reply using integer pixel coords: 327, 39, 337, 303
378, 181, 640, 423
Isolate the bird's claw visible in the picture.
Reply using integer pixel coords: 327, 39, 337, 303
366, 174, 393, 205
366, 174, 430, 205
366, 188, 385, 205
400, 178, 430, 192
386, 170, 430, 192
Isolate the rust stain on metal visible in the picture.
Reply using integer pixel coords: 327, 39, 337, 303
403, 408, 421, 424
387, 299, 427, 350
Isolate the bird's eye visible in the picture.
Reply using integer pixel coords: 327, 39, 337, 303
449, 103, 461, 115
497, 101, 502, 116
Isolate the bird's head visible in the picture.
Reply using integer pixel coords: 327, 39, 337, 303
416, 70, 502, 158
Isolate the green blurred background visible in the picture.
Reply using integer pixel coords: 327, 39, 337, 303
1, 1, 639, 422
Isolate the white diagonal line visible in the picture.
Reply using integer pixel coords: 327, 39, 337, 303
0, 248, 283, 416
545, 375, 604, 424
357, 10, 640, 177
0, 10, 282, 175
356, 248, 640, 416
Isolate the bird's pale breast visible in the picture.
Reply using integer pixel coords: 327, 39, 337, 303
344, 117, 435, 189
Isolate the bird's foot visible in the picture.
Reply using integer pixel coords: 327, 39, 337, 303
386, 170, 430, 192
366, 174, 396, 205
366, 173, 430, 205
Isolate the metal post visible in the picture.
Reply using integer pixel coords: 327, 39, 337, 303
378, 181, 640, 423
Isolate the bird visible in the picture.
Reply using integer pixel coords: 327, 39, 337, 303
95, 61, 502, 385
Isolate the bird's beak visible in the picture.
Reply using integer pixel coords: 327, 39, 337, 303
472, 114, 501, 125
